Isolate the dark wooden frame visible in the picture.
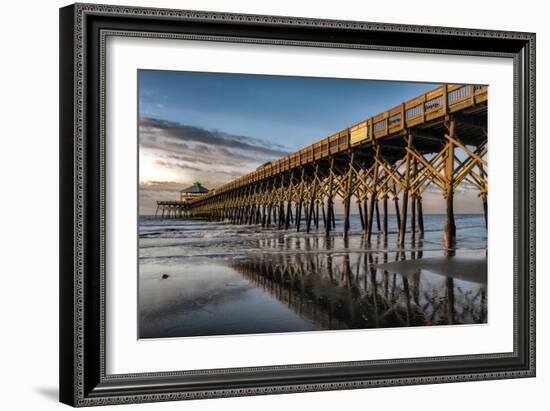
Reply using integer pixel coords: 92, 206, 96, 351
60, 3, 536, 407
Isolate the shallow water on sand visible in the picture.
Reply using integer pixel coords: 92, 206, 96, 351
138, 214, 487, 339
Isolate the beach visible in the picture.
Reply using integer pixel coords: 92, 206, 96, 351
138, 214, 487, 339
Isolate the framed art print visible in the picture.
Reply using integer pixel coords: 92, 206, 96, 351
59, 3, 535, 407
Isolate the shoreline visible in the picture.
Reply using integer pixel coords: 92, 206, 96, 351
138, 214, 487, 338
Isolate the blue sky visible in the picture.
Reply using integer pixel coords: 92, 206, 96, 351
139, 70, 436, 153
138, 70, 484, 215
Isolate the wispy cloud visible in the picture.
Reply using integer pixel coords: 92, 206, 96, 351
140, 117, 289, 157
153, 159, 202, 172
139, 116, 291, 214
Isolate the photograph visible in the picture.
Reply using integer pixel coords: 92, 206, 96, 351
53, 1, 536, 407
137, 71, 489, 339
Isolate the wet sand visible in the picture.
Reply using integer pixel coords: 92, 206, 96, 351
375, 256, 487, 284
139, 214, 487, 338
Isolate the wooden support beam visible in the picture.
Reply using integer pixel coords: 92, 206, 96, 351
444, 120, 457, 250
399, 133, 413, 246
296, 169, 307, 232
256, 203, 262, 225
363, 197, 369, 237
343, 152, 355, 238
315, 201, 320, 229
358, 200, 365, 230
266, 180, 275, 226
246, 186, 256, 224
481, 193, 488, 229
375, 200, 381, 232
383, 195, 388, 239
248, 203, 253, 225
325, 157, 335, 236
306, 164, 320, 233
285, 173, 294, 229
279, 201, 285, 230
367, 145, 380, 241
284, 201, 291, 229
321, 201, 327, 229
417, 195, 424, 238
393, 196, 401, 232
271, 202, 277, 225
410, 158, 417, 242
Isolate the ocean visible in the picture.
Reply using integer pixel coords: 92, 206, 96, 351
138, 214, 487, 339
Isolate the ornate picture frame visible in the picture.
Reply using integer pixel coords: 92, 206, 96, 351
59, 3, 535, 407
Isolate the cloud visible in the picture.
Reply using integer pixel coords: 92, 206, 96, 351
139, 116, 290, 158
153, 159, 202, 172
156, 145, 264, 167
138, 116, 293, 214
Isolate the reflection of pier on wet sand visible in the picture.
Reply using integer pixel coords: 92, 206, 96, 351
231, 243, 487, 330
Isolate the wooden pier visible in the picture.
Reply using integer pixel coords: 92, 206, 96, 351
156, 84, 488, 248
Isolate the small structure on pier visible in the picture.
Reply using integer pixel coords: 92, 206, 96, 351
180, 182, 209, 202
155, 182, 210, 218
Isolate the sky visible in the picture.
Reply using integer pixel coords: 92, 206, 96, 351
138, 70, 483, 215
